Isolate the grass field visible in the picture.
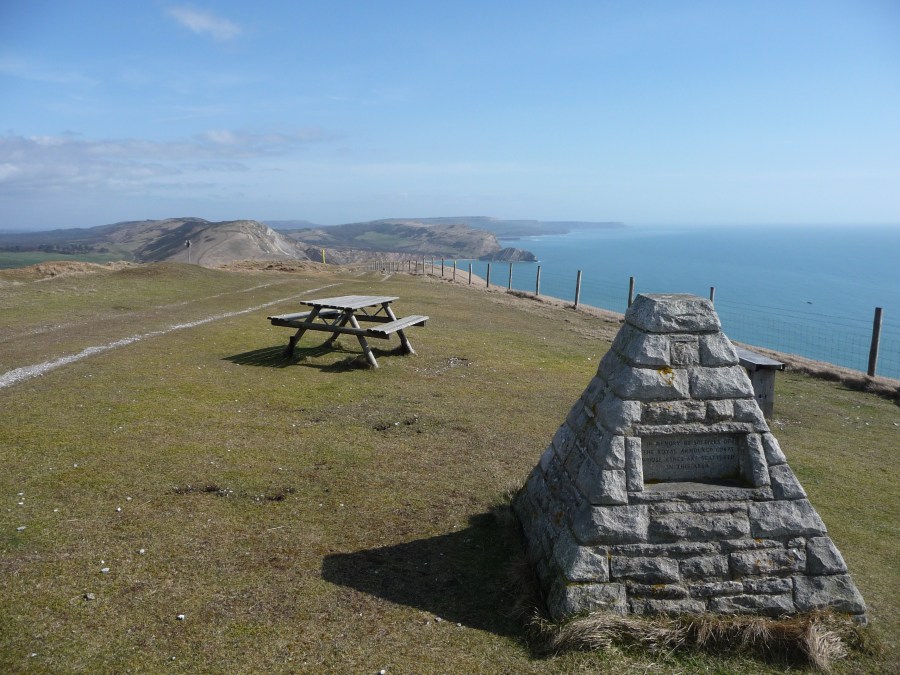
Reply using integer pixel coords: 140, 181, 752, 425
1, 263, 897, 673
0, 251, 131, 269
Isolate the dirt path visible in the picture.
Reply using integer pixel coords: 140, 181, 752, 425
0, 282, 340, 390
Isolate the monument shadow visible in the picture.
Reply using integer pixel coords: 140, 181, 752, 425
321, 512, 521, 636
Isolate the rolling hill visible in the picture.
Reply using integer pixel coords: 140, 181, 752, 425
1, 217, 540, 266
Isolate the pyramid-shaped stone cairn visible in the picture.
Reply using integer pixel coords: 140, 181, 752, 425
514, 294, 866, 623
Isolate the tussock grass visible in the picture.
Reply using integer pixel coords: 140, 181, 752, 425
0, 263, 896, 673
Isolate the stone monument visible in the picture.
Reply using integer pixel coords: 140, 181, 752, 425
513, 294, 866, 623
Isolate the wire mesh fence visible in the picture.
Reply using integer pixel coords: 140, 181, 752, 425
377, 258, 899, 380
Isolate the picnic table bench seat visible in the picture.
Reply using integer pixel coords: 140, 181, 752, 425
367, 315, 428, 337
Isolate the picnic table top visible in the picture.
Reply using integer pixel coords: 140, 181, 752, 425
298, 295, 399, 311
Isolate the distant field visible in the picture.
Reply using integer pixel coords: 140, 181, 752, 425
0, 263, 896, 673
0, 251, 131, 269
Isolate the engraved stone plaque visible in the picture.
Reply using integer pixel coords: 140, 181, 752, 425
642, 434, 741, 482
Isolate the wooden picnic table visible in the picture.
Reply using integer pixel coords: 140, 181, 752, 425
268, 295, 427, 368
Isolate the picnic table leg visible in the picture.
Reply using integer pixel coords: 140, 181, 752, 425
324, 309, 353, 347
349, 315, 379, 368
383, 304, 416, 355
284, 306, 321, 357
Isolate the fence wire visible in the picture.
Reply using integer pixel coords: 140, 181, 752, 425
374, 259, 899, 380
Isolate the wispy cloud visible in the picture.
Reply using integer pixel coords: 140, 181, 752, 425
0, 56, 94, 85
167, 6, 241, 41
0, 129, 332, 195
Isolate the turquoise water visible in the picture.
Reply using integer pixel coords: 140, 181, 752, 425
460, 225, 900, 378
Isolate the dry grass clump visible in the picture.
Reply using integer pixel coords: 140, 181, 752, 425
519, 593, 861, 671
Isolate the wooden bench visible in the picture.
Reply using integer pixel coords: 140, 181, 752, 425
366, 315, 428, 338
735, 346, 785, 419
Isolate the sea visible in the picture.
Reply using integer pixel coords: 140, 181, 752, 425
460, 225, 900, 380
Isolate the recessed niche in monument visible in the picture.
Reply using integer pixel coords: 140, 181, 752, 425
641, 433, 743, 484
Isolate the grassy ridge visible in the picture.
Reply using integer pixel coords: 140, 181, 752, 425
0, 251, 130, 269
0, 264, 897, 672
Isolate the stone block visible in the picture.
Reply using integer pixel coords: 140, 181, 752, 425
806, 537, 848, 575
734, 399, 767, 427
689, 581, 744, 598
761, 433, 787, 465
709, 593, 795, 616
749, 499, 827, 539
699, 333, 739, 366
706, 399, 734, 422
576, 457, 627, 506
625, 436, 643, 492
572, 504, 650, 545
642, 400, 706, 424
680, 555, 730, 580
566, 399, 586, 433
743, 433, 771, 488
563, 443, 586, 482
546, 581, 627, 620
629, 597, 706, 615
610, 364, 690, 401
626, 294, 720, 334
596, 393, 642, 434
769, 464, 807, 500
610, 556, 680, 584
551, 423, 575, 455
793, 575, 866, 615
610, 542, 717, 557
742, 577, 793, 594
613, 325, 672, 367
589, 433, 626, 470
670, 336, 700, 366
583, 376, 606, 404
719, 538, 783, 552
690, 366, 754, 400
627, 582, 688, 599
552, 531, 610, 583
650, 511, 750, 543
538, 444, 556, 474
730, 548, 806, 576
525, 470, 551, 512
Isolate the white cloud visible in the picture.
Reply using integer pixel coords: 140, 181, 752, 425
167, 6, 241, 41
0, 129, 331, 196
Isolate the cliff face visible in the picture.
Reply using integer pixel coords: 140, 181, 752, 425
479, 247, 538, 262
280, 220, 513, 259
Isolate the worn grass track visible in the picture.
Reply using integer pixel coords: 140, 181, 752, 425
0, 263, 897, 673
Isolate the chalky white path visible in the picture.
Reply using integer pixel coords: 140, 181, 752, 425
0, 283, 338, 390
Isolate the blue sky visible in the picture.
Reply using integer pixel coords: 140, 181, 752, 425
2, 1, 899, 230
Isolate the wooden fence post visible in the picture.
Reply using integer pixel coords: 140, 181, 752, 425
628, 276, 635, 307
453, 260, 457, 281
535, 265, 541, 296
868, 307, 883, 377
574, 270, 582, 308
441, 258, 445, 277
710, 287, 715, 303
468, 263, 472, 285
486, 263, 491, 288
508, 263, 513, 290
